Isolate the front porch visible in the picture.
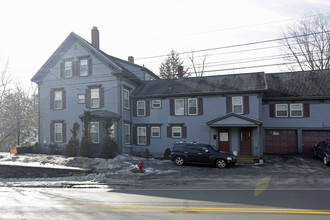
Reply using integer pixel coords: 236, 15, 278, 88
206, 113, 263, 157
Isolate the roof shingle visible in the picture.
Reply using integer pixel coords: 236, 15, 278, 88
132, 72, 267, 98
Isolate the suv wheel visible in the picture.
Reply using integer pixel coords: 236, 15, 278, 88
175, 156, 184, 166
216, 159, 226, 169
323, 155, 329, 166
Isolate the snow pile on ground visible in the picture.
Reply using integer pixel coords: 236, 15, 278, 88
0, 152, 177, 187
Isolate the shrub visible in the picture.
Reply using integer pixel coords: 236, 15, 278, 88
164, 148, 171, 160
65, 122, 80, 157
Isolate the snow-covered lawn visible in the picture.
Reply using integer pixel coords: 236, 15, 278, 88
0, 153, 177, 188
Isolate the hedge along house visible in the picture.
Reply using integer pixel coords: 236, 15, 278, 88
31, 27, 159, 155
131, 72, 267, 157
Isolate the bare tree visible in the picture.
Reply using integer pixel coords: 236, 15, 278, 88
188, 51, 208, 77
0, 84, 38, 150
280, 13, 330, 71
0, 59, 11, 104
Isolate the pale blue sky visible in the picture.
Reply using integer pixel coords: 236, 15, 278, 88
0, 0, 329, 88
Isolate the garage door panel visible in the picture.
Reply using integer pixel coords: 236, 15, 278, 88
265, 129, 297, 154
302, 130, 330, 155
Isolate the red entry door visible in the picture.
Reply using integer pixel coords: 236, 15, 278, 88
219, 130, 230, 152
240, 128, 252, 155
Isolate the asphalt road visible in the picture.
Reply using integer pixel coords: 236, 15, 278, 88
0, 188, 329, 220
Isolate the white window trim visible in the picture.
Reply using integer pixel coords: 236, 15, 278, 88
137, 101, 146, 116
175, 99, 184, 116
188, 98, 198, 115
232, 96, 243, 114
64, 61, 72, 78
77, 94, 85, 104
124, 124, 130, 144
151, 126, 160, 138
124, 89, 130, 109
172, 126, 182, 138
152, 100, 161, 109
276, 104, 288, 117
89, 122, 99, 144
54, 90, 63, 110
80, 58, 88, 76
137, 126, 147, 145
290, 103, 303, 117
54, 123, 63, 143
90, 88, 100, 109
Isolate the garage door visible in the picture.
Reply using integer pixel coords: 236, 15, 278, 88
302, 131, 330, 155
265, 129, 297, 154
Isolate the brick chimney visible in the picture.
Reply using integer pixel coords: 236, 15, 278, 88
91, 26, 100, 49
178, 65, 184, 78
128, 56, 134, 63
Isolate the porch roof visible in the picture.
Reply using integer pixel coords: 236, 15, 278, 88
206, 113, 262, 128
79, 110, 120, 119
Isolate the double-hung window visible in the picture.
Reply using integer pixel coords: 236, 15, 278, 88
124, 124, 130, 144
175, 99, 184, 115
80, 58, 88, 76
151, 126, 160, 138
172, 126, 182, 138
276, 104, 288, 117
232, 96, 243, 114
137, 127, 146, 145
188, 98, 197, 115
54, 90, 63, 109
290, 104, 303, 117
54, 123, 63, 142
124, 89, 130, 109
64, 61, 72, 78
91, 88, 100, 108
137, 101, 145, 116
89, 122, 99, 143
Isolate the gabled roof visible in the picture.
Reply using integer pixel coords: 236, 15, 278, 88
206, 113, 262, 127
132, 72, 267, 98
264, 70, 330, 100
31, 32, 158, 83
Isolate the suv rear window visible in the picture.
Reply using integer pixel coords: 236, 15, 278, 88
172, 144, 186, 152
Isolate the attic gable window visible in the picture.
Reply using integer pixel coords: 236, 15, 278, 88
80, 58, 88, 76
64, 61, 72, 78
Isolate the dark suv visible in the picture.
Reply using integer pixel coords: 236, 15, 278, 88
170, 142, 237, 168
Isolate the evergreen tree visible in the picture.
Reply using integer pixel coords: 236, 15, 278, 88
101, 117, 118, 159
78, 111, 93, 157
159, 50, 189, 79
65, 122, 80, 157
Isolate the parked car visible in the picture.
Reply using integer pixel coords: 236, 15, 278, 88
170, 142, 237, 168
312, 140, 330, 165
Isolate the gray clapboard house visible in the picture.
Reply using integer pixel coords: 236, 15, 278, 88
31, 28, 330, 157
31, 27, 159, 155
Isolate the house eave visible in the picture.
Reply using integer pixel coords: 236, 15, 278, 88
132, 89, 266, 99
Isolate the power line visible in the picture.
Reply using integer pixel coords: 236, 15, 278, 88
135, 30, 330, 61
